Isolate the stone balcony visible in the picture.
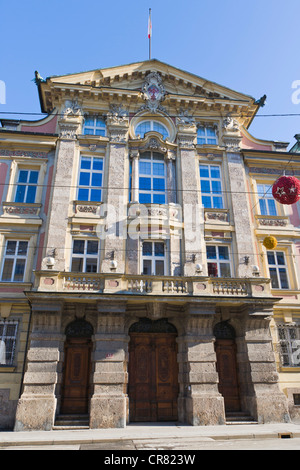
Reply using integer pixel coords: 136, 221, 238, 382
33, 271, 272, 301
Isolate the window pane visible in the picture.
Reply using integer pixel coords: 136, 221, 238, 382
79, 172, 90, 186
96, 118, 105, 128
2, 259, 13, 281
207, 138, 217, 145
84, 117, 94, 127
152, 162, 165, 176
73, 240, 85, 254
18, 242, 28, 256
268, 199, 277, 216
84, 128, 94, 135
71, 258, 83, 272
200, 165, 209, 178
208, 262, 218, 277
95, 129, 105, 136
218, 246, 229, 260
267, 252, 276, 265
78, 188, 89, 201
153, 194, 165, 204
81, 157, 91, 170
155, 260, 164, 275
86, 258, 97, 273
269, 268, 279, 288
220, 263, 231, 277
207, 246, 216, 259
13, 259, 26, 282
139, 193, 151, 204
201, 180, 211, 193
143, 259, 152, 275
142, 242, 152, 256
91, 172, 102, 187
26, 185, 37, 203
198, 138, 206, 145
15, 185, 26, 203
29, 171, 39, 184
6, 241, 16, 255
154, 242, 164, 257
90, 189, 101, 202
139, 161, 151, 175
276, 252, 285, 265
279, 268, 289, 289
259, 199, 268, 215
213, 196, 223, 209
211, 180, 222, 194
18, 170, 28, 183
198, 127, 205, 136
207, 128, 216, 137
202, 196, 211, 208
153, 178, 165, 191
93, 158, 103, 171
87, 240, 98, 255
210, 166, 220, 178
139, 177, 151, 190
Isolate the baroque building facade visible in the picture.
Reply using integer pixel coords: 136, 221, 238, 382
0, 60, 300, 430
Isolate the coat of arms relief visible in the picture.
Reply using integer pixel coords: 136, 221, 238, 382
141, 72, 167, 112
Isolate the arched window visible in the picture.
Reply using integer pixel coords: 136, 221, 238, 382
135, 120, 169, 139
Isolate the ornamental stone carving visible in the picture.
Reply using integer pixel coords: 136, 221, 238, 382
106, 104, 129, 125
63, 100, 82, 117
177, 109, 195, 127
141, 72, 166, 112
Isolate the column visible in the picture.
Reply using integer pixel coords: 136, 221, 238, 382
222, 119, 256, 277
178, 127, 205, 276
101, 115, 129, 273
14, 302, 63, 431
178, 304, 225, 425
244, 306, 290, 423
42, 107, 82, 271
89, 302, 128, 428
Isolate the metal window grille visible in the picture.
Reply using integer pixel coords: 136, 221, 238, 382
0, 321, 18, 365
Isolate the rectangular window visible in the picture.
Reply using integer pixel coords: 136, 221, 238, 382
257, 183, 277, 216
267, 251, 289, 289
207, 245, 231, 277
83, 116, 106, 136
277, 324, 300, 367
200, 164, 223, 209
197, 126, 218, 145
15, 169, 39, 203
77, 156, 103, 202
1, 240, 28, 282
0, 321, 18, 365
139, 152, 166, 204
142, 241, 165, 275
71, 239, 99, 273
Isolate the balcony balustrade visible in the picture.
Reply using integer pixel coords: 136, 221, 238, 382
34, 271, 272, 299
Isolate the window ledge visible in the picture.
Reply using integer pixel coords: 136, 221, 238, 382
279, 367, 300, 373
0, 366, 16, 373
255, 214, 290, 228
2, 202, 42, 217
204, 208, 229, 224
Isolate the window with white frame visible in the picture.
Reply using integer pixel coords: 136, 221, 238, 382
257, 183, 277, 216
71, 239, 99, 273
0, 321, 18, 365
139, 152, 167, 204
142, 241, 166, 275
267, 251, 289, 289
207, 245, 231, 277
1, 240, 28, 282
83, 116, 106, 136
77, 156, 104, 202
135, 120, 169, 139
277, 324, 300, 367
14, 169, 39, 204
197, 126, 218, 145
200, 164, 224, 209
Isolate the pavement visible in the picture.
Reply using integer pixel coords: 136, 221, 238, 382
0, 421, 300, 450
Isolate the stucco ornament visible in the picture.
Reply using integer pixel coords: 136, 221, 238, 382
141, 72, 166, 111
107, 104, 128, 124
222, 114, 239, 132
63, 100, 82, 117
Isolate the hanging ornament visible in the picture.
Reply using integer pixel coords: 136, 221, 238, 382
272, 175, 300, 205
263, 235, 278, 250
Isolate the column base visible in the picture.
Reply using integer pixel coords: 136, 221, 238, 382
14, 396, 56, 431
185, 395, 225, 426
90, 395, 126, 429
250, 392, 290, 424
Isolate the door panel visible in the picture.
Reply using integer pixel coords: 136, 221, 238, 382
129, 333, 178, 422
61, 338, 92, 414
215, 339, 240, 412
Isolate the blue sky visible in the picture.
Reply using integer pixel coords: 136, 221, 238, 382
1, 0, 300, 147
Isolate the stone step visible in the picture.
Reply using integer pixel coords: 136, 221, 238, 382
53, 414, 90, 429
226, 412, 258, 425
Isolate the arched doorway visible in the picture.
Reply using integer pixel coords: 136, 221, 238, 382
128, 318, 179, 422
60, 319, 93, 415
214, 321, 241, 413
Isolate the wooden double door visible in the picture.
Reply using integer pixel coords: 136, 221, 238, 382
129, 333, 179, 422
215, 339, 241, 412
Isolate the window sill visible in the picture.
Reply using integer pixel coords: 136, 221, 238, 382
73, 200, 103, 218
2, 202, 42, 218
0, 366, 16, 373
255, 214, 289, 228
279, 366, 300, 373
